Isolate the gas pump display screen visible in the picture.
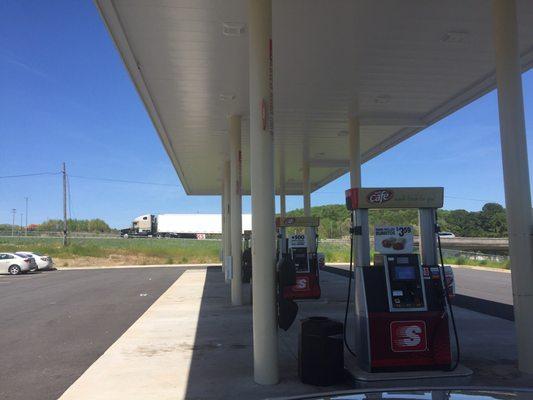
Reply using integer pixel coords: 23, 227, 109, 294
394, 266, 416, 280
396, 256, 410, 264
291, 248, 310, 273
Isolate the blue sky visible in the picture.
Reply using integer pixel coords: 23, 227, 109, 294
1, 1, 532, 228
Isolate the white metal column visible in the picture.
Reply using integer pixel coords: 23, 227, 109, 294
349, 116, 370, 266
249, 0, 279, 385
418, 208, 438, 266
493, 0, 533, 373
279, 154, 286, 219
221, 184, 225, 272
278, 156, 286, 257
224, 160, 231, 282
303, 160, 311, 217
302, 157, 314, 251
229, 115, 243, 305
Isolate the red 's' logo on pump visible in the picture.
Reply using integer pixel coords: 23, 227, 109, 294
367, 189, 393, 204
390, 321, 427, 352
294, 277, 309, 291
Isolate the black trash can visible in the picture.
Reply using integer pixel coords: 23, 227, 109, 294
298, 316, 344, 386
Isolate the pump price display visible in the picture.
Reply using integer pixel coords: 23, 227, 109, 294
375, 226, 414, 254
289, 234, 307, 248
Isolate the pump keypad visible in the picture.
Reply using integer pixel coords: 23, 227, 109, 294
385, 255, 427, 312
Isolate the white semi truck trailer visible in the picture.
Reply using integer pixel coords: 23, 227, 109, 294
121, 214, 252, 239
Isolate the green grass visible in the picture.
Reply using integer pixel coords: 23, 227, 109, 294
318, 242, 352, 263
0, 237, 221, 264
443, 256, 509, 269
0, 236, 510, 269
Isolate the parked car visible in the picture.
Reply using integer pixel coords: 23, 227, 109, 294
0, 253, 34, 275
444, 265, 455, 298
317, 253, 325, 269
15, 252, 53, 271
439, 231, 456, 238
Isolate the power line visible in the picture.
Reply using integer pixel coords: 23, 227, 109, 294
0, 172, 60, 179
68, 174, 179, 188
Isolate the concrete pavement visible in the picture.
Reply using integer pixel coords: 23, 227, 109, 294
1, 266, 527, 400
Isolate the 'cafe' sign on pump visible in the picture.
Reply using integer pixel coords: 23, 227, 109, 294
346, 187, 444, 210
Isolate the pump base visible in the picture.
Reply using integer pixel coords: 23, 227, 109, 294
347, 361, 472, 383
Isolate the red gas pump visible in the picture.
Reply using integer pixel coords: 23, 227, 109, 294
276, 217, 321, 300
344, 187, 460, 373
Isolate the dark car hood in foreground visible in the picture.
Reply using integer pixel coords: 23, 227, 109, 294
275, 387, 533, 400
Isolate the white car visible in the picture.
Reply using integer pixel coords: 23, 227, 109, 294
0, 253, 34, 275
15, 252, 54, 271
438, 231, 456, 238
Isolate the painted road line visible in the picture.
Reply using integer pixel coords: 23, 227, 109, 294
59, 269, 207, 400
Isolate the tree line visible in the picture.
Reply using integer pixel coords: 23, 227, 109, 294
37, 219, 113, 233
286, 203, 508, 238
0, 219, 114, 233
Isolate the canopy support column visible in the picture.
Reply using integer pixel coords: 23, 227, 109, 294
493, 0, 533, 374
349, 116, 370, 266
229, 115, 243, 305
303, 160, 311, 218
249, 0, 279, 385
224, 160, 231, 282
221, 180, 225, 273
278, 155, 286, 258
279, 154, 286, 219
302, 157, 314, 251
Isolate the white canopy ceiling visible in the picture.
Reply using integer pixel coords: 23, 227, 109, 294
95, 0, 533, 195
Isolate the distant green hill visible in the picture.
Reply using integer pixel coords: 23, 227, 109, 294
286, 202, 507, 239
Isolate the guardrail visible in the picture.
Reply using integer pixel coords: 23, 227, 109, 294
321, 236, 509, 252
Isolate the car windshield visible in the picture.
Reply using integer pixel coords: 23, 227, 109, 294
15, 253, 30, 257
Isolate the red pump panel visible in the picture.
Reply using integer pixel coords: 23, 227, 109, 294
367, 311, 452, 371
283, 271, 321, 299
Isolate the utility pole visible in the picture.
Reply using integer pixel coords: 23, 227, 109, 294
25, 197, 28, 236
11, 209, 16, 237
20, 214, 23, 236
62, 162, 68, 246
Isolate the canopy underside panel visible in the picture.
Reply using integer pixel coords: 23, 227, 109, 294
96, 0, 533, 195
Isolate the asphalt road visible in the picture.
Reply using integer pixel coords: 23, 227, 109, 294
330, 264, 513, 304
0, 267, 184, 400
452, 265, 512, 304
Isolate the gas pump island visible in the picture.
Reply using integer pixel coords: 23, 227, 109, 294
345, 187, 460, 373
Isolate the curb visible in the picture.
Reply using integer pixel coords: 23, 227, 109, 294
58, 263, 222, 271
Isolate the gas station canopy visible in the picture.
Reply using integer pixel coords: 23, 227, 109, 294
96, 0, 533, 195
